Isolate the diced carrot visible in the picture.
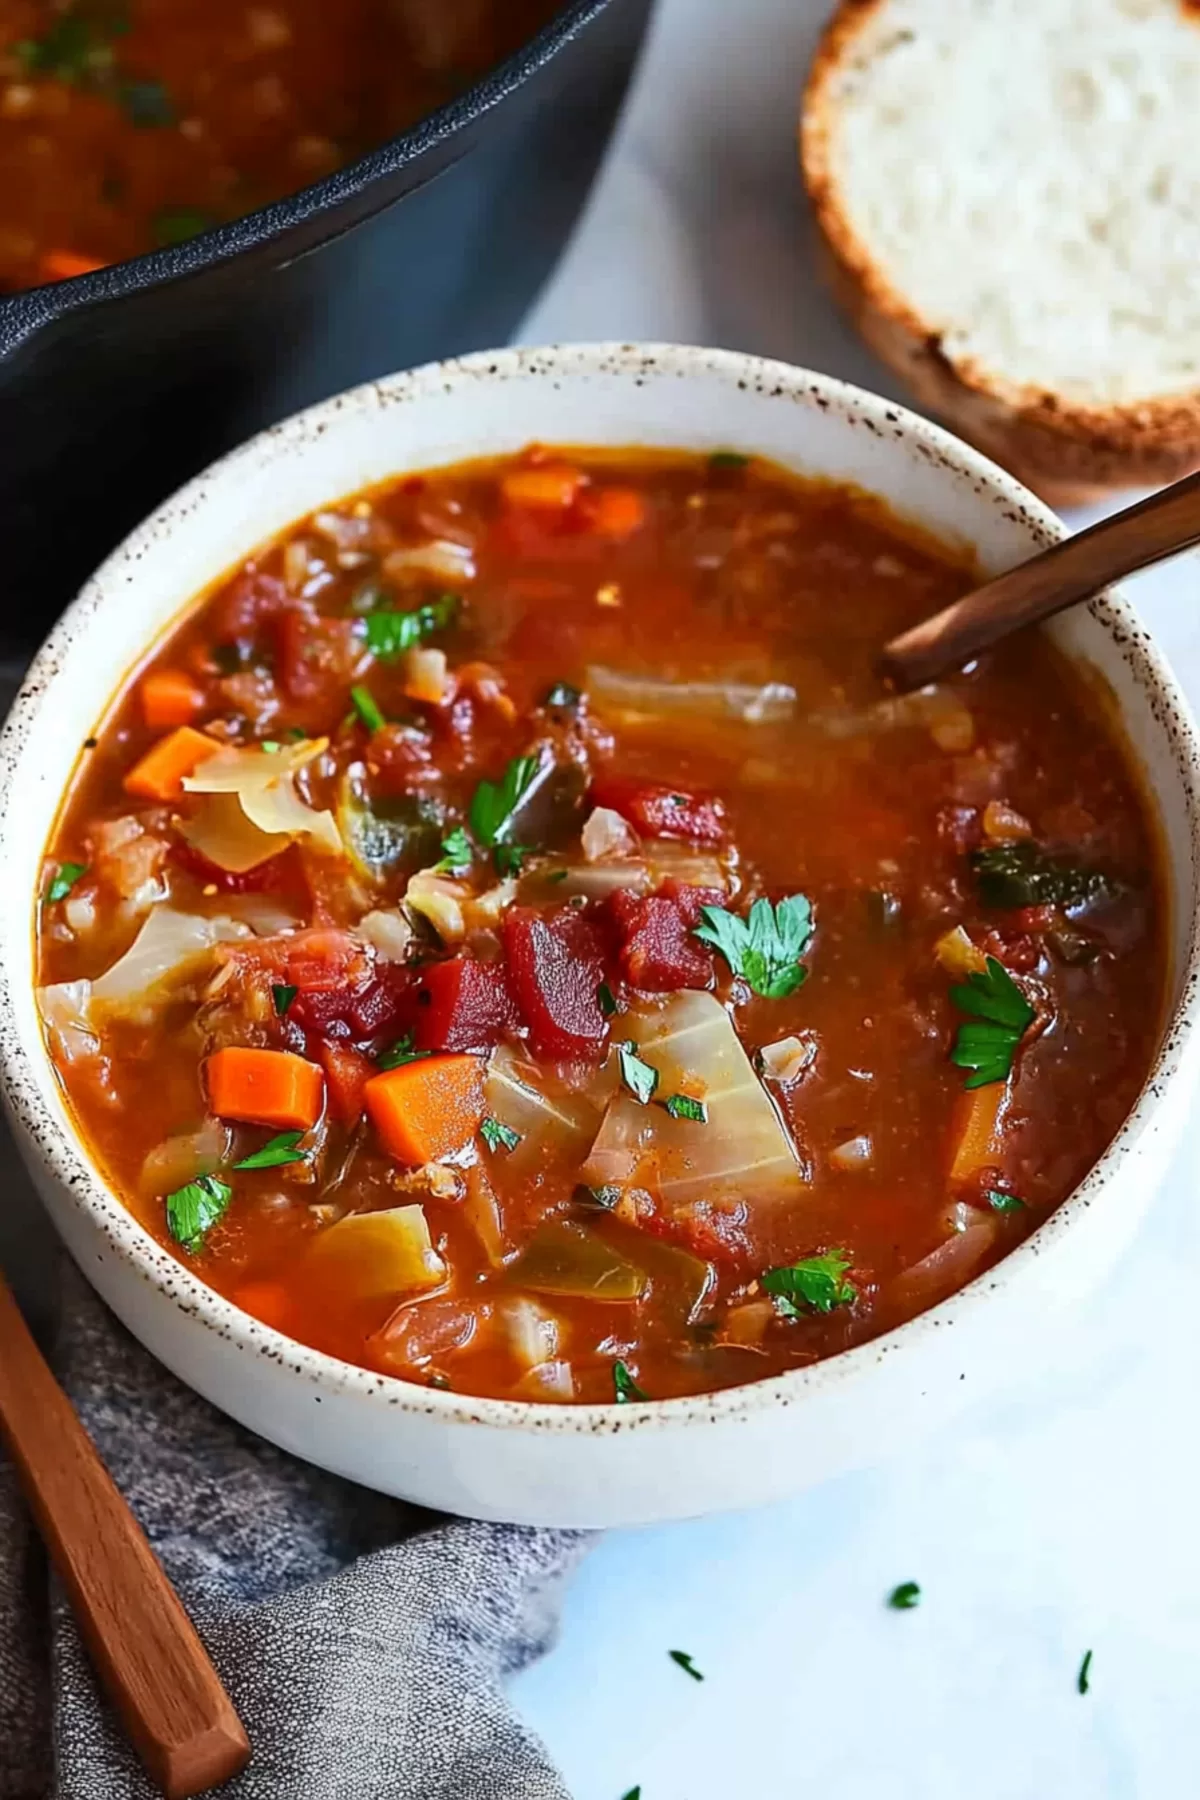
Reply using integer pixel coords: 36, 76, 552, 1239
140, 667, 207, 730
317, 1040, 374, 1126
233, 1280, 293, 1334
583, 485, 647, 538
948, 1082, 1008, 1187
38, 249, 105, 283
501, 462, 585, 510
365, 1054, 485, 1166
206, 1047, 325, 1131
123, 725, 215, 801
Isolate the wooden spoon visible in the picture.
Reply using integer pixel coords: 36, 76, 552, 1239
0, 1271, 251, 1797
880, 468, 1200, 692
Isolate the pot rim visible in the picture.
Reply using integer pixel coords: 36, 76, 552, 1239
3, 340, 1198, 1438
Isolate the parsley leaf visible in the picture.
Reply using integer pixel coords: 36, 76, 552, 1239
233, 1130, 308, 1171
668, 1649, 704, 1681
597, 981, 619, 1018
165, 1174, 231, 1254
620, 1790, 642, 1800
613, 1359, 648, 1403
364, 593, 459, 660
480, 1117, 521, 1153
152, 205, 214, 247
663, 1093, 707, 1123
1078, 1649, 1093, 1695
271, 983, 297, 1017
889, 1581, 921, 1610
762, 1250, 856, 1318
494, 841, 529, 877
468, 753, 543, 861
377, 1032, 431, 1071
986, 1188, 1027, 1214
45, 861, 87, 904
350, 684, 386, 734
617, 1041, 658, 1105
972, 842, 1114, 912
949, 956, 1035, 1088
694, 895, 813, 998
434, 825, 473, 875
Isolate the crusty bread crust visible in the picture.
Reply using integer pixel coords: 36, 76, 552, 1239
801, 0, 1200, 504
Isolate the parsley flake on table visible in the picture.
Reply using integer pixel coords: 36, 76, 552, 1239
377, 1032, 432, 1071
1078, 1649, 1093, 1695
233, 1130, 309, 1171
613, 1359, 648, 1403
44, 861, 87, 905
469, 752, 543, 871
617, 1041, 658, 1105
694, 894, 813, 999
668, 1649, 704, 1682
480, 1117, 521, 1154
762, 1249, 856, 1318
435, 825, 473, 875
165, 1174, 231, 1255
663, 1093, 707, 1123
949, 955, 1035, 1088
364, 592, 459, 660
271, 983, 297, 1017
888, 1581, 921, 1610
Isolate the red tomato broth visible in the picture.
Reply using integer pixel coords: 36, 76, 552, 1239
36, 447, 1168, 1404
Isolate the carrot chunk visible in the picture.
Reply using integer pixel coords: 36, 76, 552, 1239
123, 725, 215, 801
38, 249, 105, 283
948, 1082, 1007, 1187
584, 485, 647, 538
501, 462, 585, 510
365, 1054, 485, 1166
140, 667, 206, 730
206, 1047, 325, 1131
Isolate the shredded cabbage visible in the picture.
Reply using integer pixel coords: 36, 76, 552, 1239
587, 666, 796, 724
92, 909, 252, 1009
182, 739, 341, 867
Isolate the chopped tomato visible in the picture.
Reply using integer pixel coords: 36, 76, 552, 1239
608, 883, 722, 992
317, 1041, 375, 1125
274, 608, 361, 707
590, 778, 726, 845
411, 955, 519, 1052
503, 905, 609, 1060
209, 567, 289, 645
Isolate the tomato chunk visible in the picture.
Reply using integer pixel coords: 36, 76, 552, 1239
318, 1040, 374, 1125
590, 778, 725, 844
274, 608, 361, 706
608, 883, 722, 992
412, 956, 519, 1052
503, 906, 609, 1060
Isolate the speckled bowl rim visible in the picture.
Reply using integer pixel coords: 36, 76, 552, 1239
2, 341, 1198, 1439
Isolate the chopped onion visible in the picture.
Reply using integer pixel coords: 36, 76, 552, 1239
403, 647, 450, 705
64, 891, 98, 936
357, 908, 414, 961
758, 1033, 817, 1083
92, 908, 251, 1010
305, 1205, 446, 1301
891, 1216, 1000, 1314
139, 1118, 232, 1197
499, 1295, 561, 1368
182, 739, 341, 866
405, 871, 466, 943
829, 1134, 873, 1171
38, 981, 99, 1064
383, 539, 476, 584
587, 666, 796, 724
511, 1361, 575, 1402
935, 925, 988, 980
982, 800, 1033, 844
581, 805, 638, 862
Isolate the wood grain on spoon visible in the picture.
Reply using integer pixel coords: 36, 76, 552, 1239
881, 468, 1200, 692
0, 1272, 250, 1797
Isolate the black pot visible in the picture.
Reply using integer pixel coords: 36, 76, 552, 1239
0, 0, 652, 645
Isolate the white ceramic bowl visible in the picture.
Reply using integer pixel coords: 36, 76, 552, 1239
2, 344, 1198, 1528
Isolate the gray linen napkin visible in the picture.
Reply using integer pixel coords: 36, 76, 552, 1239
0, 1260, 588, 1799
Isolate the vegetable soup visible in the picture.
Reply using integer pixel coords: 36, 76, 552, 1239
36, 448, 1167, 1404
0, 0, 561, 293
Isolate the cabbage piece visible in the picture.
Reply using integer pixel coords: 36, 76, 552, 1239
139, 1118, 232, 1198
583, 990, 804, 1226
587, 666, 796, 724
181, 793, 293, 874
38, 980, 99, 1063
809, 685, 971, 742
183, 739, 341, 864
305, 1205, 446, 1301
591, 1215, 714, 1324
506, 1219, 647, 1301
91, 908, 252, 1010
484, 1045, 610, 1173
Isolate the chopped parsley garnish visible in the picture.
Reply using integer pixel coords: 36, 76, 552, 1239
583, 1183, 622, 1209
1078, 1649, 1093, 1695
260, 740, 282, 755
888, 1581, 921, 1610
597, 981, 618, 1018
545, 868, 569, 884
271, 983, 297, 1017
152, 205, 214, 247
972, 842, 1114, 912
620, 1790, 642, 1800
350, 684, 386, 734
543, 681, 582, 712
233, 1130, 309, 1171
762, 1250, 856, 1318
120, 77, 174, 127
668, 1649, 704, 1681
949, 956, 1035, 1088
165, 1174, 232, 1255
435, 825, 473, 875
694, 894, 813, 999
363, 593, 459, 660
617, 1041, 658, 1105
985, 1188, 1027, 1214
16, 9, 106, 81
469, 752, 543, 868
480, 1117, 521, 1154
613, 1359, 648, 1403
377, 1032, 432, 1071
709, 449, 749, 470
663, 1093, 707, 1123
45, 861, 87, 905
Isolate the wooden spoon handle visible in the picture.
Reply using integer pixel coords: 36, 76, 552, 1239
880, 467, 1200, 691
0, 1274, 250, 1797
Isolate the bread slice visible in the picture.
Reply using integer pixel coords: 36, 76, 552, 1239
802, 0, 1200, 503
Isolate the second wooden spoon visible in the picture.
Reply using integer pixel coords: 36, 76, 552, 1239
880, 467, 1200, 693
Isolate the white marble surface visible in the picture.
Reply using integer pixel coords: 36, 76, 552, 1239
512, 2, 1200, 1795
